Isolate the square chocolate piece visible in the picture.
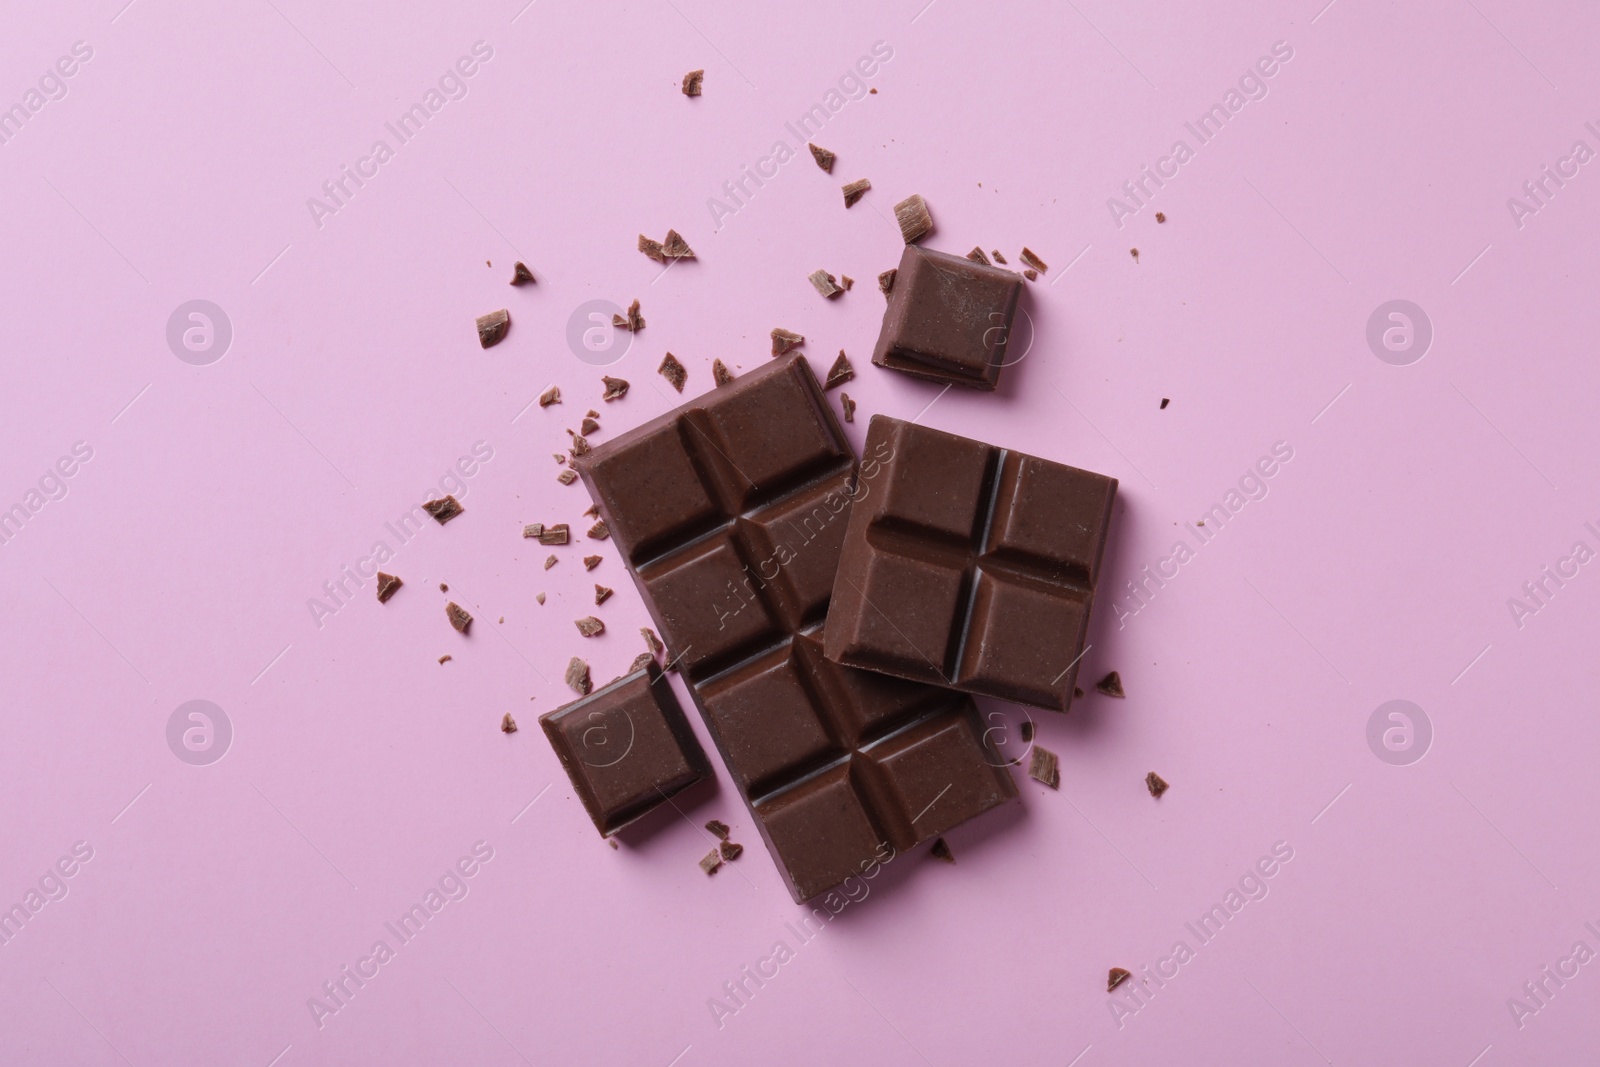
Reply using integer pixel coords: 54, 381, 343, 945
825, 415, 1116, 711
871, 245, 1024, 391
539, 661, 711, 836
575, 355, 1015, 901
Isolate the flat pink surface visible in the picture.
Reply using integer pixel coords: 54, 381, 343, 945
3, 1, 1597, 1063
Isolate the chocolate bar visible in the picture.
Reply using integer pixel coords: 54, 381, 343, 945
871, 245, 1023, 391
574, 355, 1015, 901
539, 661, 711, 836
824, 416, 1116, 712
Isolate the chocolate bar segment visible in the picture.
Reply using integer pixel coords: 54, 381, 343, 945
539, 662, 710, 836
825, 416, 1116, 711
575, 355, 1014, 901
871, 245, 1023, 391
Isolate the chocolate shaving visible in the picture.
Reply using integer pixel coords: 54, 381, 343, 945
537, 524, 570, 546
437, 655, 453, 665
583, 555, 602, 570
1028, 746, 1060, 789
501, 713, 518, 734
510, 262, 535, 285
840, 393, 855, 423
807, 143, 835, 173
446, 602, 473, 634
841, 275, 854, 290
629, 652, 656, 673
587, 519, 610, 541
662, 229, 695, 260
539, 385, 561, 407
991, 250, 1007, 264
1096, 671, 1125, 698
966, 246, 991, 265
1160, 398, 1170, 409
580, 416, 599, 435
682, 69, 703, 96
1145, 772, 1169, 798
642, 627, 664, 657
583, 504, 600, 517
705, 819, 730, 840
894, 194, 933, 244
575, 616, 605, 637
544, 555, 558, 570
1023, 268, 1037, 281
808, 270, 843, 299
699, 850, 723, 875
637, 234, 666, 263
718, 841, 743, 861
842, 178, 871, 207
1019, 247, 1049, 273
613, 299, 645, 332
712, 358, 735, 386
770, 327, 804, 356
423, 496, 464, 524
569, 436, 591, 459
566, 657, 592, 695
878, 268, 896, 296
1108, 967, 1132, 992
375, 572, 403, 603
659, 352, 687, 392
476, 308, 510, 348
523, 523, 544, 539
929, 838, 954, 863
557, 470, 578, 485
825, 351, 854, 390
602, 376, 629, 401
594, 584, 613, 605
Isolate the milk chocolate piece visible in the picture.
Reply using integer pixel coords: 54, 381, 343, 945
1028, 747, 1060, 789
501, 713, 518, 733
1146, 771, 1169, 798
808, 143, 835, 173
713, 359, 735, 386
871, 245, 1023, 391
602, 376, 630, 401
476, 308, 510, 348
878, 268, 896, 296
537, 524, 570, 545
638, 234, 666, 263
930, 837, 954, 863
539, 385, 561, 407
585, 555, 603, 570
662, 230, 695, 260
558, 470, 578, 485
825, 351, 854, 390
966, 246, 990, 265
771, 328, 804, 356
659, 353, 687, 392
894, 194, 933, 244
706, 819, 730, 840
510, 262, 535, 285
842, 178, 871, 207
1108, 967, 1132, 992
581, 416, 600, 435
566, 657, 592, 695
840, 393, 855, 423
575, 616, 605, 637
809, 270, 843, 299
424, 496, 464, 524
825, 416, 1117, 711
375, 572, 403, 603
446, 602, 472, 634
1096, 671, 1124, 698
574, 354, 1015, 902
541, 662, 711, 836
682, 69, 704, 96
595, 585, 613, 605
1019, 247, 1048, 273
700, 850, 723, 875
719, 840, 743, 861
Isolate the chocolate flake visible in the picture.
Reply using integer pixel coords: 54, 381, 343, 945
842, 178, 871, 207
841, 275, 854, 290
523, 523, 544, 539
966, 246, 991, 266
584, 555, 602, 570
878, 268, 897, 296
587, 519, 610, 541
825, 351, 854, 390
929, 837, 954, 863
712, 358, 735, 386
538, 524, 570, 546
719, 840, 743, 861
536, 592, 546, 604
1023, 268, 1038, 281
575, 616, 605, 637
1108, 967, 1132, 992
476, 308, 510, 348
539, 385, 561, 407
637, 234, 666, 263
642, 627, 664, 657
808, 270, 843, 299
807, 143, 835, 173
1146, 772, 1169, 798
1096, 671, 1125, 698
1028, 746, 1060, 789
510, 262, 535, 285
608, 838, 619, 850
699, 849, 723, 875
629, 652, 656, 673
587, 409, 599, 418
613, 299, 645, 332
659, 352, 688, 392
1130, 248, 1139, 262
569, 436, 591, 459
594, 584, 613, 605
501, 712, 518, 733
1155, 211, 1167, 223
771, 327, 804, 356
992, 250, 1007, 264
705, 819, 730, 840
566, 657, 592, 695
602, 376, 630, 401
446, 602, 473, 634
544, 555, 558, 570
438, 655, 453, 664
682, 69, 703, 96
840, 392, 855, 423
662, 229, 695, 260
582, 504, 601, 517
894, 194, 933, 244
423, 496, 464, 524
557, 469, 578, 485
1160, 398, 1170, 409
1019, 247, 1049, 273
375, 572, 403, 603
581, 416, 599, 435
1020, 721, 1034, 743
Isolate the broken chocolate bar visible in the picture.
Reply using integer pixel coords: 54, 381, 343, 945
575, 616, 605, 637
871, 245, 1023, 391
476, 308, 510, 348
659, 353, 687, 392
1028, 746, 1060, 789
602, 376, 630, 401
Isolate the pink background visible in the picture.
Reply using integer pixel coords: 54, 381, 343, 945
2, 0, 1597, 1063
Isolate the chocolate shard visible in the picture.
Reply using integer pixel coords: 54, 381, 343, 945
1146, 771, 1169, 798
700, 849, 723, 875
557, 469, 578, 485
544, 555, 558, 570
894, 194, 933, 244
1096, 671, 1125, 698
569, 436, 591, 459
1020, 721, 1035, 743
770, 327, 804, 356
1029, 746, 1060, 789
587, 409, 600, 418
841, 275, 854, 290
566, 657, 592, 695
808, 270, 843, 299
375, 572, 403, 603
539, 385, 561, 407
536, 592, 546, 604
538, 524, 570, 545
510, 261, 535, 285
966, 246, 991, 266
991, 250, 1007, 264
446, 602, 473, 634
641, 627, 663, 657
630, 652, 656, 673
930, 837, 954, 863
524, 523, 544, 539
840, 392, 855, 423
659, 352, 688, 392
476, 308, 511, 348
1155, 211, 1167, 223
719, 840, 743, 861
807, 142, 835, 173
423, 496, 464, 524
1023, 268, 1038, 281
870, 246, 1024, 391
583, 504, 601, 518
825, 351, 855, 390
575, 616, 605, 637
1108, 967, 1132, 992
1019, 247, 1049, 273
662, 230, 696, 260
712, 358, 735, 386
587, 519, 609, 541
638, 234, 667, 263
705, 819, 731, 840
842, 178, 871, 207
602, 376, 630, 401
501, 712, 518, 733
584, 555, 602, 570
1160, 398, 1170, 409
581, 416, 600, 435
682, 69, 704, 96
595, 584, 613, 605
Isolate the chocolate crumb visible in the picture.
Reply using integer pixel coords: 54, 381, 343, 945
1160, 398, 1170, 409
808, 269, 843, 299
498, 616, 504, 623
1108, 967, 1132, 992
878, 268, 897, 296
523, 523, 544, 539
568, 436, 590, 459
638, 234, 666, 262
439, 583, 448, 592
662, 230, 695, 260
992, 250, 1007, 264
712, 358, 735, 386
446, 602, 472, 634
538, 524, 570, 546
1130, 248, 1139, 262
510, 262, 535, 286
825, 351, 855, 390
1155, 211, 1167, 223
840, 275, 853, 290
706, 819, 730, 840
930, 838, 954, 863
582, 504, 601, 518
1023, 268, 1038, 281
699, 850, 723, 876
840, 393, 855, 423
583, 555, 602, 570
682, 69, 703, 96
557, 470, 578, 485
536, 592, 546, 604
544, 555, 558, 570
629, 652, 655, 673
1074, 686, 1084, 698
566, 657, 591, 695
539, 385, 561, 407
1019, 247, 1049, 273
807, 143, 835, 173
594, 584, 613, 605
438, 654, 452, 664
423, 496, 464, 524
501, 712, 518, 734
1028, 746, 1060, 789
642, 627, 664, 657
659, 352, 688, 392
575, 616, 604, 637
1096, 671, 1125, 698
842, 178, 871, 207
581, 416, 599, 435
771, 327, 804, 356
587, 409, 599, 418
608, 839, 619, 850
375, 572, 403, 603
587, 519, 610, 541
1146, 772, 1169, 798
613, 299, 645, 332
894, 194, 933, 244
966, 246, 990, 266
869, 87, 877, 94
718, 840, 743, 862
1020, 721, 1034, 743
476, 308, 510, 348
602, 376, 630, 401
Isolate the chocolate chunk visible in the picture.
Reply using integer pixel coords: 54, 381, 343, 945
929, 837, 954, 863
1019, 247, 1049, 273
1108, 967, 1132, 992
510, 262, 536, 286
375, 572, 403, 603
871, 245, 1024, 391
569, 436, 591, 459
700, 850, 723, 875
770, 327, 804, 356
638, 234, 666, 263
558, 470, 578, 485
584, 555, 602, 570
1155, 211, 1166, 223
566, 657, 592, 695
501, 713, 518, 733
659, 352, 688, 392
613, 299, 645, 332
630, 652, 656, 673
602, 376, 630, 401
808, 143, 835, 173
575, 616, 605, 637
966, 246, 991, 266
1145, 772, 1169, 798
808, 270, 843, 299
1028, 747, 1060, 789
1096, 672, 1124, 698
446, 602, 473, 634
662, 230, 695, 260
587, 409, 600, 418
541, 661, 711, 836
523, 523, 544, 538
581, 416, 600, 435
587, 519, 609, 540
545, 555, 558, 570
824, 351, 855, 390
893, 194, 933, 244
423, 496, 464, 524
571, 353, 1015, 902
719, 840, 743, 861
706, 819, 731, 840
641, 628, 663, 657
538, 524, 570, 546
713, 359, 735, 386
1160, 398, 1170, 409
539, 385, 561, 407
840, 392, 855, 423
1020, 722, 1034, 743
842, 178, 871, 207
991, 250, 1007, 264
682, 69, 704, 96
878, 268, 896, 296
595, 584, 613, 605
476, 308, 510, 348
1022, 268, 1037, 281
826, 416, 1117, 711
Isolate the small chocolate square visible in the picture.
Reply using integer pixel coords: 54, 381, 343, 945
871, 245, 1023, 391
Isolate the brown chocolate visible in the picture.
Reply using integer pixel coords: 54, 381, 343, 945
476, 308, 510, 348
871, 245, 1023, 391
